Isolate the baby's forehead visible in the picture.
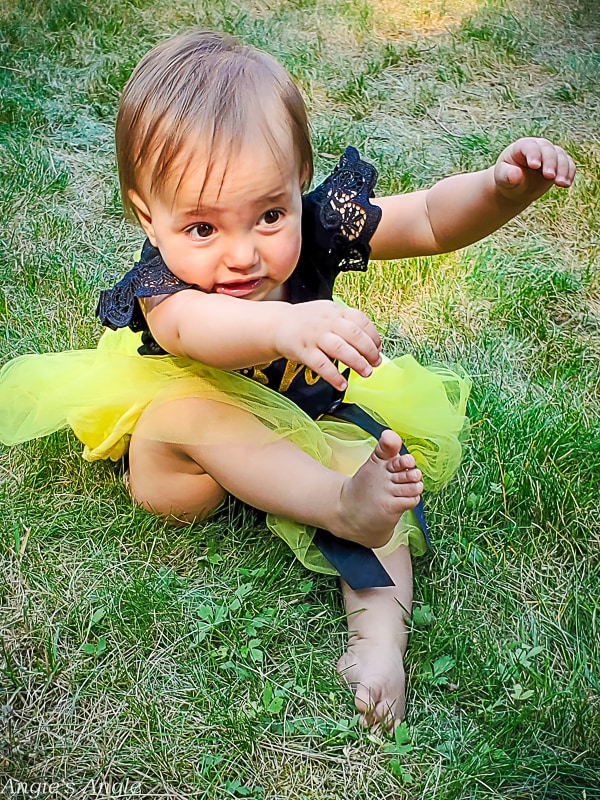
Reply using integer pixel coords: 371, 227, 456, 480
140, 116, 303, 202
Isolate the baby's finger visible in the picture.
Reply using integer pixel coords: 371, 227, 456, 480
495, 162, 525, 189
336, 319, 382, 367
554, 148, 576, 187
342, 307, 382, 351
302, 347, 348, 390
319, 332, 374, 378
505, 136, 543, 168
537, 139, 564, 180
517, 137, 544, 170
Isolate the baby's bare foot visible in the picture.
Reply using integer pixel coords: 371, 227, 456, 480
337, 546, 412, 733
332, 429, 422, 548
337, 634, 406, 732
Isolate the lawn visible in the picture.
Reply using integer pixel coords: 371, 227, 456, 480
0, 0, 599, 798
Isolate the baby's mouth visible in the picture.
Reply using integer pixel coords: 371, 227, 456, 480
214, 277, 265, 297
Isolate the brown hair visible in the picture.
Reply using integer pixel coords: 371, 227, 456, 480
116, 30, 313, 219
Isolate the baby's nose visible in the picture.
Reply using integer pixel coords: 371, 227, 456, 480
224, 237, 258, 270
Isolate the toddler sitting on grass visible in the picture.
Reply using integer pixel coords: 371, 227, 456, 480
0, 29, 575, 730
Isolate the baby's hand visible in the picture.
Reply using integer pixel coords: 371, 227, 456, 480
494, 137, 575, 203
274, 300, 382, 390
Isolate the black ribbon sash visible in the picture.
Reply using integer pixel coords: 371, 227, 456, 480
312, 402, 430, 590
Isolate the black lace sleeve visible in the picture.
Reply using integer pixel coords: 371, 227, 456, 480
96, 239, 193, 333
304, 146, 382, 274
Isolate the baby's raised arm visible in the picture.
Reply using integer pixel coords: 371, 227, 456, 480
143, 292, 382, 392
370, 137, 575, 260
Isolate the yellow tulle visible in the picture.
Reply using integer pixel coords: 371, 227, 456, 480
0, 326, 471, 574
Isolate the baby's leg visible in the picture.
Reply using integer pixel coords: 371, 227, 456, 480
327, 434, 414, 730
131, 397, 418, 729
128, 396, 423, 547
337, 545, 412, 732
128, 432, 227, 523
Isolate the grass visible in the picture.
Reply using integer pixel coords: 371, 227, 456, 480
1, 0, 599, 797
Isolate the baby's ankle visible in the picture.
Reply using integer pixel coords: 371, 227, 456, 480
325, 474, 353, 539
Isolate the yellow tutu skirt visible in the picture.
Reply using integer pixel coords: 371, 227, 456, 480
0, 327, 470, 574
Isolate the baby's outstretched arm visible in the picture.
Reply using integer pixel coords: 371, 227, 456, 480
144, 292, 381, 391
370, 137, 575, 260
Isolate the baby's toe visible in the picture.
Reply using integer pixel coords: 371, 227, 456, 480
354, 686, 378, 726
375, 430, 403, 461
374, 700, 400, 732
389, 452, 416, 473
391, 467, 422, 485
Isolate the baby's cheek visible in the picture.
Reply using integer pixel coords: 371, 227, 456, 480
160, 245, 204, 285
282, 232, 302, 270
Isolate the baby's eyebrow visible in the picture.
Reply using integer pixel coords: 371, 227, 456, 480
177, 189, 291, 221
259, 189, 290, 204
176, 208, 210, 222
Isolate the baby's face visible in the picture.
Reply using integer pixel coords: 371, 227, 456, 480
129, 134, 304, 302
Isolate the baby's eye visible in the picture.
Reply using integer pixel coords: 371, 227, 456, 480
188, 222, 214, 239
261, 209, 283, 225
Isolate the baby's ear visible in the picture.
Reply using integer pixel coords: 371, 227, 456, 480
300, 164, 311, 189
128, 190, 158, 246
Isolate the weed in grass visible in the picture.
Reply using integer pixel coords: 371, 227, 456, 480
459, 5, 528, 60
331, 72, 379, 120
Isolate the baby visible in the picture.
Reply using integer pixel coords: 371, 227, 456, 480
0, 29, 575, 731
